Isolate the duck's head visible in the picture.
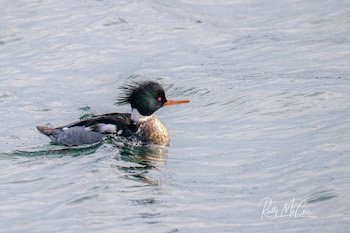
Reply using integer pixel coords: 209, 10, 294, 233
117, 81, 190, 116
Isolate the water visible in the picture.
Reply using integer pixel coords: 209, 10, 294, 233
1, 0, 350, 232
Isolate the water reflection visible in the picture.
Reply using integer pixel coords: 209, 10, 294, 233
112, 139, 168, 227
11, 142, 102, 158
113, 138, 168, 186
118, 142, 168, 165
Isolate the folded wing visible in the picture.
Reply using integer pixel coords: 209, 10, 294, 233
37, 113, 134, 146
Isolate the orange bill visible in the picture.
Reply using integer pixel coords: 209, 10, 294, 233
163, 100, 190, 106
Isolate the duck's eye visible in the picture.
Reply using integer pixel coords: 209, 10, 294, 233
157, 97, 162, 102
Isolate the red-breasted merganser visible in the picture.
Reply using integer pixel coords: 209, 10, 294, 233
36, 81, 189, 146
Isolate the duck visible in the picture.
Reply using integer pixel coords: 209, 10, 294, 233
36, 81, 189, 146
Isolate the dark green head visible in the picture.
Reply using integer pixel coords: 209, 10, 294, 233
117, 80, 190, 116
117, 81, 167, 116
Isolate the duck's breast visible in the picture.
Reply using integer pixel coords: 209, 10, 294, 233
136, 117, 169, 146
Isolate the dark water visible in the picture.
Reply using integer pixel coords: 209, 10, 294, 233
1, 0, 350, 232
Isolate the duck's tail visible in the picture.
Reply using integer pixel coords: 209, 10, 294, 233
36, 125, 55, 136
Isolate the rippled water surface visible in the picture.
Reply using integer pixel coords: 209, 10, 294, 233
1, 0, 350, 232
